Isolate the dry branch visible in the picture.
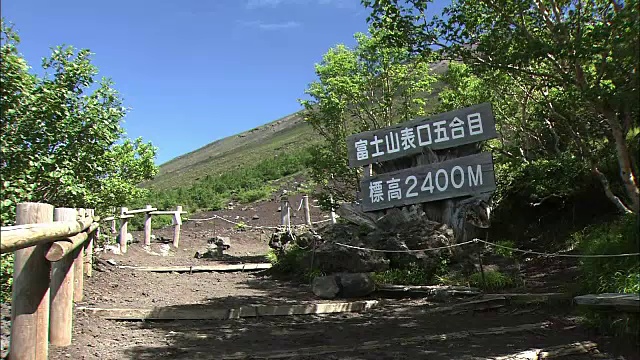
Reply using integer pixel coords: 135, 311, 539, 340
1, 216, 97, 253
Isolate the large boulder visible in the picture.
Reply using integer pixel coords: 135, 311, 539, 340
336, 273, 375, 298
312, 276, 340, 299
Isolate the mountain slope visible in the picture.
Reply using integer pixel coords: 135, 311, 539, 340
145, 111, 318, 190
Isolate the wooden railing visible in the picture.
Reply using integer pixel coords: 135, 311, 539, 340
0, 202, 100, 360
102, 205, 186, 253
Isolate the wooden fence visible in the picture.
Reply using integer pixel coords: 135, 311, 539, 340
0, 202, 100, 360
102, 205, 186, 253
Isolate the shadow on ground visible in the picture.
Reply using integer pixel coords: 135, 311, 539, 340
114, 275, 639, 360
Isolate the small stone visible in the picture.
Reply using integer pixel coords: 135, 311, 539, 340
252, 215, 260, 220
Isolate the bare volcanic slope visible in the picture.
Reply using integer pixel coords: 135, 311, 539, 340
144, 111, 317, 190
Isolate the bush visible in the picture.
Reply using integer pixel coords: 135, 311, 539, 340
468, 270, 514, 291
574, 214, 640, 294
234, 186, 273, 204
372, 262, 434, 286
1, 253, 13, 304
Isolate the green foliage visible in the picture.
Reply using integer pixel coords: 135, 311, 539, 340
268, 244, 308, 276
0, 253, 13, 303
372, 262, 433, 286
363, 0, 640, 213
300, 25, 437, 203
0, 19, 158, 226
468, 270, 514, 292
142, 147, 312, 214
493, 240, 516, 259
573, 214, 640, 294
0, 20, 157, 303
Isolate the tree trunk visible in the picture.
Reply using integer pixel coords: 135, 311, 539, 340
601, 106, 639, 213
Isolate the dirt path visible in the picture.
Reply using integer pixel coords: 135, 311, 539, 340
36, 198, 638, 359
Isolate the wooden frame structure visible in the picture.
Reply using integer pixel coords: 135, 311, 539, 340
102, 205, 186, 253
0, 202, 100, 359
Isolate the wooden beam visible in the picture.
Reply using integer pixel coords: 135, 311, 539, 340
426, 296, 506, 313
149, 210, 188, 215
11, 202, 53, 360
45, 222, 99, 262
125, 207, 158, 215
77, 300, 378, 320
49, 207, 77, 347
574, 293, 639, 312
117, 263, 272, 273
493, 341, 598, 360
1, 216, 94, 253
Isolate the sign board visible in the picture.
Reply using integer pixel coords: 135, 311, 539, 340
346, 103, 497, 168
359, 152, 496, 212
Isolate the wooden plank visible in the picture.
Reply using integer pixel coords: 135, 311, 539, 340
484, 293, 573, 304
102, 216, 115, 221
1, 216, 94, 253
426, 296, 507, 313
124, 207, 158, 215
218, 321, 551, 359
77, 300, 379, 320
574, 293, 639, 312
493, 341, 598, 359
117, 263, 273, 272
11, 202, 53, 360
376, 284, 481, 296
346, 102, 497, 168
360, 152, 496, 212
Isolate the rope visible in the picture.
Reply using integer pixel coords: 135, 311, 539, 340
474, 239, 640, 258
333, 238, 640, 258
187, 214, 280, 230
334, 240, 478, 253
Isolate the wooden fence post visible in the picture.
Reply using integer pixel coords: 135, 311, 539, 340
110, 207, 116, 234
303, 195, 311, 226
329, 195, 337, 224
119, 207, 129, 254
84, 209, 94, 277
10, 202, 54, 360
49, 207, 77, 347
144, 205, 152, 246
172, 206, 183, 248
73, 209, 85, 302
280, 199, 290, 230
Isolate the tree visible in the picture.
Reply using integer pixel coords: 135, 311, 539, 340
0, 19, 158, 225
299, 26, 437, 205
362, 0, 640, 213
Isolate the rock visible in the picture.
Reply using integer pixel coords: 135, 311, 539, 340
252, 215, 260, 220
241, 207, 248, 211
336, 273, 375, 298
115, 232, 134, 245
150, 234, 157, 240
277, 206, 282, 212
312, 276, 340, 299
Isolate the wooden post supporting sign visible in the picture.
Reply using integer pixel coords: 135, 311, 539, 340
144, 205, 152, 246
303, 195, 311, 226
73, 209, 85, 302
119, 207, 129, 253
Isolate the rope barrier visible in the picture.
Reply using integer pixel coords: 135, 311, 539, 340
474, 239, 640, 258
187, 214, 280, 230
333, 238, 640, 258
334, 240, 478, 253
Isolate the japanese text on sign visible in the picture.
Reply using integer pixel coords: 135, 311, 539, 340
346, 103, 497, 168
360, 152, 496, 212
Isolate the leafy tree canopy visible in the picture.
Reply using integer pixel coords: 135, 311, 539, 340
0, 19, 158, 225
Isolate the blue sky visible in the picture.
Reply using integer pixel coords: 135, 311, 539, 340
2, 0, 449, 165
